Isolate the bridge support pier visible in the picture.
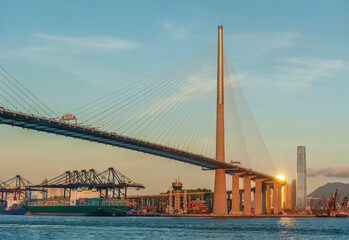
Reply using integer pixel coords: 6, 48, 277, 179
254, 180, 263, 215
239, 192, 243, 211
273, 182, 279, 214
262, 183, 267, 214
230, 174, 239, 214
277, 183, 282, 213
213, 169, 228, 215
266, 185, 271, 213
230, 173, 243, 215
243, 177, 251, 215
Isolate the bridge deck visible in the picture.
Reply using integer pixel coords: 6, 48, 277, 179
0, 109, 284, 183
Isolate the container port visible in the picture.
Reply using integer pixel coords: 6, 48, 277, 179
1, 169, 348, 217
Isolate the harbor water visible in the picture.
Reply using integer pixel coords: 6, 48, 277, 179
0, 215, 348, 239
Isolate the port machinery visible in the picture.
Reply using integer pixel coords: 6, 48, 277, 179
30, 167, 145, 199
0, 175, 45, 200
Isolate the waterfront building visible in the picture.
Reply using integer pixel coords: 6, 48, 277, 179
291, 179, 296, 209
296, 146, 307, 209
168, 179, 187, 214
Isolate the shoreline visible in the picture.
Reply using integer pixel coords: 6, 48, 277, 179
130, 213, 317, 218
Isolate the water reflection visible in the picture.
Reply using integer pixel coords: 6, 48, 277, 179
0, 216, 348, 240
278, 217, 296, 229
277, 218, 297, 239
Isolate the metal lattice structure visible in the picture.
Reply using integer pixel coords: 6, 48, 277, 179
30, 167, 144, 199
0, 175, 44, 200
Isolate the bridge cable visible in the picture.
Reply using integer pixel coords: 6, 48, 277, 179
95, 56, 203, 130
120, 59, 214, 137
0, 66, 58, 118
70, 42, 215, 116
152, 64, 215, 146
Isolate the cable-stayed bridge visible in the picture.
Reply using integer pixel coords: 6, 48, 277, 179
0, 107, 276, 174
0, 26, 285, 215
0, 108, 233, 169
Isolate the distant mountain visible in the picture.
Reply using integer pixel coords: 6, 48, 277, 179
308, 182, 349, 198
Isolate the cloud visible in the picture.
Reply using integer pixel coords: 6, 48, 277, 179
36, 33, 138, 51
271, 32, 299, 48
257, 31, 299, 55
239, 57, 346, 90
0, 33, 139, 85
227, 31, 299, 58
273, 57, 345, 89
163, 22, 191, 41
226, 31, 346, 90
307, 166, 349, 178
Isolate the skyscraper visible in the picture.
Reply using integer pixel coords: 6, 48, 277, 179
291, 179, 296, 209
296, 146, 307, 209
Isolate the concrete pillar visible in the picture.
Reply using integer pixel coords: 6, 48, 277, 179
278, 184, 282, 212
243, 177, 251, 214
239, 192, 243, 211
254, 180, 263, 215
266, 185, 271, 214
273, 182, 279, 214
230, 174, 240, 214
262, 183, 267, 213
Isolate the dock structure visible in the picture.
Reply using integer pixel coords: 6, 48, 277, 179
30, 167, 145, 199
0, 175, 45, 200
128, 183, 285, 215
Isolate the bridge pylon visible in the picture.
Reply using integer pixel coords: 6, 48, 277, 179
213, 25, 228, 215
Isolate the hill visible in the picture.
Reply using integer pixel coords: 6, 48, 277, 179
308, 182, 349, 198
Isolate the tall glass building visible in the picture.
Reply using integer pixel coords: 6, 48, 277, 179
296, 146, 307, 209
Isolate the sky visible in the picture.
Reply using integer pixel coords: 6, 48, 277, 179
0, 0, 348, 194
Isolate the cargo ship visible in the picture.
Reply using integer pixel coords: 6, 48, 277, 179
0, 199, 27, 215
24, 198, 129, 216
23, 188, 130, 216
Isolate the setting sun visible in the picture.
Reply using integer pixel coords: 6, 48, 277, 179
276, 174, 285, 181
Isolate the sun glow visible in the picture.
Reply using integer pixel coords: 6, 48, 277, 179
276, 174, 285, 181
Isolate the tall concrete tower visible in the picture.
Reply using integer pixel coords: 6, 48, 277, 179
296, 146, 307, 209
213, 25, 228, 215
